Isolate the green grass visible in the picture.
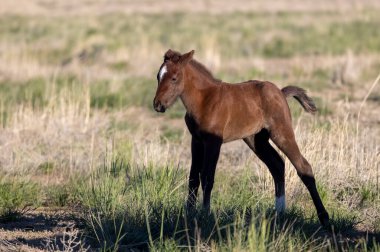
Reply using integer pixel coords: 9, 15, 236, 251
0, 78, 47, 109
45, 184, 76, 207
90, 77, 155, 110
0, 179, 42, 222
0, 121, 377, 250
1, 7, 380, 251
37, 162, 55, 174
160, 126, 184, 143
1, 10, 379, 115
1, 157, 378, 250
0, 72, 332, 120
70, 157, 380, 251
1, 11, 380, 65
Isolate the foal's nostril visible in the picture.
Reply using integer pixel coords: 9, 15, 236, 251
153, 99, 165, 112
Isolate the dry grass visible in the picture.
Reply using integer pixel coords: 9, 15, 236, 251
1, 0, 380, 16
0, 0, 379, 250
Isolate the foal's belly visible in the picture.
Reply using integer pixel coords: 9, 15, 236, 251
220, 95, 265, 142
222, 112, 264, 143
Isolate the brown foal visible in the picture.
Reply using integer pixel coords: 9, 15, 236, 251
153, 49, 330, 227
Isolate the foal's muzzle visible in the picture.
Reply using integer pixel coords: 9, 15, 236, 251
153, 99, 166, 113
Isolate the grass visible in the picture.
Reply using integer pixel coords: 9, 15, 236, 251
1, 1, 380, 250
0, 179, 41, 222
2, 12, 380, 59
2, 113, 378, 250
69, 156, 378, 251
1, 90, 378, 252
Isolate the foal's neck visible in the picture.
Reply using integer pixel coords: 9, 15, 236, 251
180, 64, 218, 117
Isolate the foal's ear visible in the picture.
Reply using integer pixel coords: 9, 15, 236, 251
180, 50, 194, 65
164, 49, 174, 61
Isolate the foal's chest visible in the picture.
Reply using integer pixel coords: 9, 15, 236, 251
184, 113, 226, 142
184, 113, 202, 138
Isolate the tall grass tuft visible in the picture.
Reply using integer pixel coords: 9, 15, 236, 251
74, 153, 380, 251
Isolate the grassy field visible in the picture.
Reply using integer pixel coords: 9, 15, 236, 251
0, 0, 380, 251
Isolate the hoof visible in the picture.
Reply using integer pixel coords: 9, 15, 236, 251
318, 212, 331, 230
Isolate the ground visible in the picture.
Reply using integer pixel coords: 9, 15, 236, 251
0, 0, 379, 251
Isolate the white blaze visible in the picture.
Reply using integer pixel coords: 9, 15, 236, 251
275, 195, 286, 213
158, 65, 167, 83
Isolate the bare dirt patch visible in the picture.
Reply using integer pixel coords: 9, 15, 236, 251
0, 208, 87, 251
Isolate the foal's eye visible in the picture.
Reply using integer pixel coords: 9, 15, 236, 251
171, 77, 177, 82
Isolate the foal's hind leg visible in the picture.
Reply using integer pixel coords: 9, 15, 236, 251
244, 129, 286, 213
269, 124, 330, 226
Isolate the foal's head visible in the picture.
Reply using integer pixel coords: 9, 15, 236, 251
153, 49, 194, 112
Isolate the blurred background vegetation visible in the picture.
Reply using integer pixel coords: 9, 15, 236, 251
0, 0, 379, 251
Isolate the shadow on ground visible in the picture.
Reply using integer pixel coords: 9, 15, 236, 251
86, 203, 380, 251
0, 208, 89, 251
1, 205, 379, 251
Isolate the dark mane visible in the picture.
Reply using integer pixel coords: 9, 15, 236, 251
189, 60, 221, 82
164, 49, 220, 82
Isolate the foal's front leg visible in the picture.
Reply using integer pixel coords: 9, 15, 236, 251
201, 136, 222, 209
187, 137, 204, 209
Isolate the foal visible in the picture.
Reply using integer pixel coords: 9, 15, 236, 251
153, 49, 330, 227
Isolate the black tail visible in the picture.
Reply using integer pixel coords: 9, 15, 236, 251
281, 86, 317, 114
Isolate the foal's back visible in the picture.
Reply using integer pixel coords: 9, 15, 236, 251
207, 80, 292, 142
